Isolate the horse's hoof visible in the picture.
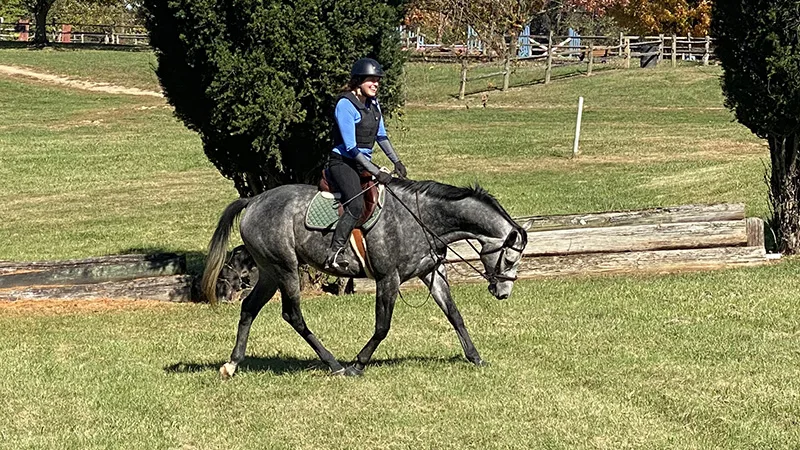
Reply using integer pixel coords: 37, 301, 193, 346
219, 362, 237, 380
330, 367, 346, 376
344, 365, 364, 377
474, 359, 489, 367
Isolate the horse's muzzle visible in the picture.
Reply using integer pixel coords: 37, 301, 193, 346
488, 283, 511, 300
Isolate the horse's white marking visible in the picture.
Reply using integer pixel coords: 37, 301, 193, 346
220, 362, 237, 379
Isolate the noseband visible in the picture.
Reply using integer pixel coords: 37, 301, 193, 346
477, 229, 526, 284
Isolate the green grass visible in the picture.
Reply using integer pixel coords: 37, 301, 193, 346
0, 50, 793, 448
2, 261, 799, 449
0, 52, 770, 256
0, 47, 161, 91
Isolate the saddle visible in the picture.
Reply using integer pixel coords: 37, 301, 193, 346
305, 170, 386, 279
317, 168, 382, 226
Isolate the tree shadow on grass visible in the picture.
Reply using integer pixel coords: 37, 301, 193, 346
164, 355, 467, 376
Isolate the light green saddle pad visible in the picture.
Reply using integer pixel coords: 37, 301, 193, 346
305, 187, 385, 231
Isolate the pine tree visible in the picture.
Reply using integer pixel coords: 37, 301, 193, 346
713, 0, 800, 252
142, 0, 406, 196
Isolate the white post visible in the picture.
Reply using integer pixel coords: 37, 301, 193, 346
573, 96, 584, 157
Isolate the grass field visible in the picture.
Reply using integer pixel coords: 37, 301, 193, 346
0, 49, 796, 449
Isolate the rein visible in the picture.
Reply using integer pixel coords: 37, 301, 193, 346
384, 184, 523, 285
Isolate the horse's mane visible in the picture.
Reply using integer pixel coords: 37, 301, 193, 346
390, 179, 517, 225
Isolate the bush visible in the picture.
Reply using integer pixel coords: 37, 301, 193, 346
142, 0, 406, 195
713, 0, 800, 253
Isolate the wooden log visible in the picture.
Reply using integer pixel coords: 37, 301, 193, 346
447, 220, 747, 262
353, 246, 768, 293
0, 275, 194, 302
0, 253, 185, 288
513, 203, 744, 231
746, 217, 765, 249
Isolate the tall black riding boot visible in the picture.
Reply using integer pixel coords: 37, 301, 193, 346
324, 210, 360, 270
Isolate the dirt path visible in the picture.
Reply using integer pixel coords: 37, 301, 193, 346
0, 64, 163, 97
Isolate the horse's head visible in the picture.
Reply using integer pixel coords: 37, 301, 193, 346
480, 220, 531, 300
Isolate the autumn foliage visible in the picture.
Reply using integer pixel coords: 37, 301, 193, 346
405, 0, 713, 38
608, 0, 712, 35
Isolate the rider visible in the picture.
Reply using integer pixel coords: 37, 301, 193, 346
324, 57, 408, 270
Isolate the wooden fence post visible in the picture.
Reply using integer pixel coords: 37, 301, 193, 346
545, 30, 553, 84
703, 35, 711, 66
687, 32, 692, 61
587, 40, 594, 76
459, 59, 467, 100
658, 34, 664, 65
624, 38, 631, 69
671, 34, 677, 68
502, 35, 511, 92
17, 20, 29, 41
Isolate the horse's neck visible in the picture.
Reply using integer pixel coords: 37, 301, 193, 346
418, 195, 510, 244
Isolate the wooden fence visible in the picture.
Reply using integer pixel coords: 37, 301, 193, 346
0, 21, 148, 46
439, 33, 717, 99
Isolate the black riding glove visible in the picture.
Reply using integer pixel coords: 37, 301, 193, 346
393, 161, 407, 179
375, 171, 393, 185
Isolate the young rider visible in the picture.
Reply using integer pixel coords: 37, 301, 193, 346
324, 57, 408, 270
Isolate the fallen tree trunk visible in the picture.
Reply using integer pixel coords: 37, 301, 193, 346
0, 253, 185, 288
447, 220, 748, 261
0, 275, 194, 302
513, 203, 745, 231
353, 246, 769, 293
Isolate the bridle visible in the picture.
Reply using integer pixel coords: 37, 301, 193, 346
384, 185, 526, 285
471, 230, 526, 284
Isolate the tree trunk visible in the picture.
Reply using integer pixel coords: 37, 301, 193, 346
33, 1, 53, 46
768, 134, 800, 253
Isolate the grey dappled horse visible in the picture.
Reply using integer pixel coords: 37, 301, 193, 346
201, 179, 529, 377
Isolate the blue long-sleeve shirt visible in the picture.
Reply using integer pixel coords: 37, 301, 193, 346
332, 97, 393, 161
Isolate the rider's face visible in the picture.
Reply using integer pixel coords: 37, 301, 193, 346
359, 76, 381, 97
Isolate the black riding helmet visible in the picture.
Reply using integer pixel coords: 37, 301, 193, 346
351, 58, 385, 78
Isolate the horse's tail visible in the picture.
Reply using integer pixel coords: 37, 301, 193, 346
201, 197, 251, 306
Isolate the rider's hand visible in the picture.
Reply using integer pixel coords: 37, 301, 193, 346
375, 171, 393, 185
393, 161, 408, 179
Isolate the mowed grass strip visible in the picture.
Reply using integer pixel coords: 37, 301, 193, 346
1, 261, 799, 449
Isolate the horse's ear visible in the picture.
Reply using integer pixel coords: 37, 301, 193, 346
520, 219, 534, 231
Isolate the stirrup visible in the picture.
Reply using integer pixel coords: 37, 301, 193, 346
324, 247, 348, 270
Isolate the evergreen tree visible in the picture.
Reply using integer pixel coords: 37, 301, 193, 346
713, 0, 800, 252
142, 0, 406, 196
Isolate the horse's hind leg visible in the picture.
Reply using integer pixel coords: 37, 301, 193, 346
420, 265, 485, 366
277, 268, 345, 375
220, 276, 278, 379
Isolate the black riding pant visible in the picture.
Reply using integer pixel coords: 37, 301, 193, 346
327, 153, 365, 250
328, 153, 365, 219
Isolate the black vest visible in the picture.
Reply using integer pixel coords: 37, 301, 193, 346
332, 92, 382, 151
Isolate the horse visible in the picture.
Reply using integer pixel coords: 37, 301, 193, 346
201, 178, 530, 377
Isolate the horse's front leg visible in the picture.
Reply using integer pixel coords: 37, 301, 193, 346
346, 271, 400, 376
420, 264, 485, 366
